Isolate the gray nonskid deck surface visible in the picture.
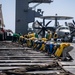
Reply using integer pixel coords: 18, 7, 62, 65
0, 42, 74, 75
0, 44, 55, 70
26, 70, 61, 74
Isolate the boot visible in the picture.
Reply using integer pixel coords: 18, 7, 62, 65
68, 56, 73, 61
61, 58, 68, 61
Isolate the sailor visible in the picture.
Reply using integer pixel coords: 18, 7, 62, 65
45, 39, 54, 54
33, 38, 38, 49
12, 33, 20, 42
39, 38, 46, 51
35, 38, 43, 50
53, 32, 58, 42
46, 30, 52, 40
35, 32, 38, 38
49, 41, 55, 54
19, 35, 25, 45
61, 44, 73, 61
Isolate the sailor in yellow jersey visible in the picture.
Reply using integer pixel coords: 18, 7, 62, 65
39, 39, 46, 51
54, 41, 74, 61
26, 32, 39, 47
61, 43, 74, 61
19, 35, 25, 45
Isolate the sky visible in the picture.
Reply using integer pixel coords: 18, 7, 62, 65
0, 0, 75, 32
